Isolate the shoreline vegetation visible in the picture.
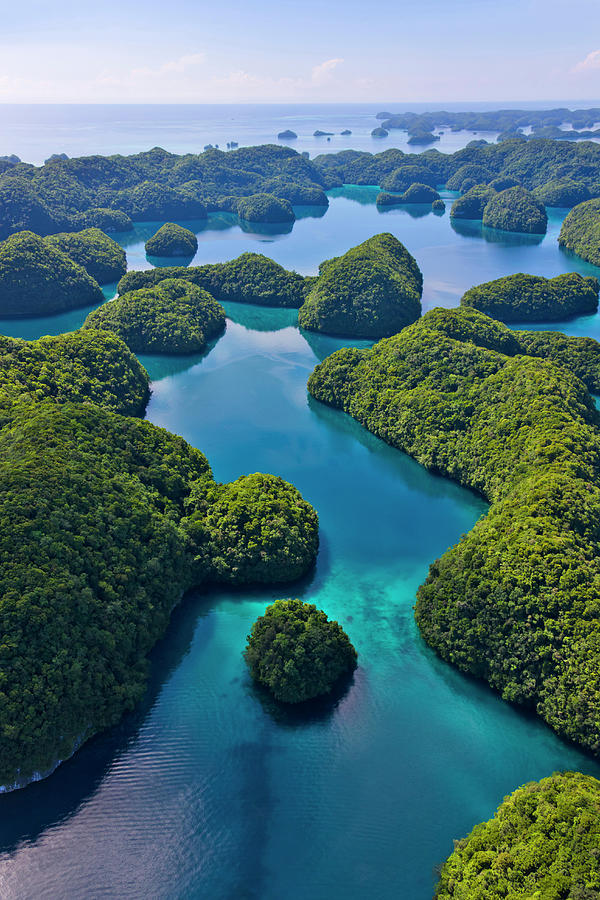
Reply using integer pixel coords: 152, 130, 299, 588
1, 136, 600, 262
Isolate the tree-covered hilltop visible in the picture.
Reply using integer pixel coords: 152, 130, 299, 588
145, 222, 198, 257
380, 164, 437, 191
0, 329, 149, 420
450, 184, 496, 219
0, 230, 104, 317
434, 772, 600, 899
533, 177, 591, 208
244, 599, 357, 702
376, 106, 600, 138
3, 139, 600, 238
461, 272, 599, 322
118, 252, 310, 308
298, 233, 422, 338
84, 278, 226, 355
45, 227, 127, 284
482, 186, 548, 234
307, 305, 600, 755
559, 198, 600, 266
236, 193, 295, 223
0, 396, 319, 787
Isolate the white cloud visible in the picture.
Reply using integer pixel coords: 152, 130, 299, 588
132, 53, 206, 79
573, 49, 600, 72
311, 58, 344, 84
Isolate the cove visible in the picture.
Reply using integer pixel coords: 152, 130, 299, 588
1, 191, 600, 897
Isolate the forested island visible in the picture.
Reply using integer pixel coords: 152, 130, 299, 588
435, 772, 600, 898
145, 222, 198, 257
461, 272, 599, 322
308, 306, 600, 756
245, 599, 357, 702
2, 138, 600, 254
559, 197, 600, 266
0, 324, 319, 787
84, 278, 226, 354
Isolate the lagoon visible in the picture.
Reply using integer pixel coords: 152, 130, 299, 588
0, 189, 599, 898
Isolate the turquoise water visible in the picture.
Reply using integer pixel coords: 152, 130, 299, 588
1, 190, 600, 898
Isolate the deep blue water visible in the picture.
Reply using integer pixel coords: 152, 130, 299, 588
1, 189, 600, 898
1, 101, 600, 165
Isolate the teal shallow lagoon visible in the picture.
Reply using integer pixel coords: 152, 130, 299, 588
1, 191, 600, 897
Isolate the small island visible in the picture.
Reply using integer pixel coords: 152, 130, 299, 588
407, 131, 438, 145
45, 227, 127, 284
145, 222, 199, 258
244, 599, 357, 703
435, 773, 600, 899
482, 185, 548, 234
84, 278, 226, 354
277, 129, 298, 139
461, 271, 599, 322
237, 192, 295, 224
298, 233, 422, 338
340, 129, 352, 135
559, 197, 600, 265
0, 230, 103, 317
400, 183, 441, 203
313, 130, 334, 137
371, 127, 389, 138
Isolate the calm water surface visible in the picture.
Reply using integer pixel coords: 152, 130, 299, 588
1, 190, 600, 898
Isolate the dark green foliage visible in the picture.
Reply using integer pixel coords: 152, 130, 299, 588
371, 127, 389, 138
533, 178, 590, 208
237, 193, 295, 223
0, 230, 103, 317
482, 186, 548, 234
380, 165, 436, 191
378, 107, 600, 135
376, 191, 403, 207
45, 227, 127, 284
401, 183, 441, 203
450, 184, 496, 220
84, 278, 225, 354
0, 177, 58, 239
447, 164, 493, 191
559, 198, 600, 265
261, 177, 328, 206
307, 306, 600, 754
75, 207, 133, 232
114, 181, 207, 221
0, 329, 149, 420
277, 130, 298, 139
489, 175, 520, 191
461, 272, 599, 322
298, 233, 423, 338
432, 198, 446, 213
118, 252, 309, 308
434, 772, 600, 899
407, 132, 438, 145
145, 222, 198, 257
0, 392, 318, 785
185, 474, 319, 585
244, 599, 356, 702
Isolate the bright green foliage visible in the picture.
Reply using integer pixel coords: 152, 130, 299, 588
461, 272, 599, 322
0, 329, 149, 420
447, 164, 493, 191
261, 177, 328, 206
559, 198, 600, 266
401, 183, 441, 203
184, 473, 319, 585
380, 165, 437, 191
0, 230, 103, 317
435, 772, 600, 899
308, 306, 600, 754
482, 186, 548, 234
244, 599, 357, 702
298, 233, 423, 338
84, 278, 225, 354
118, 252, 309, 308
237, 193, 295, 223
145, 222, 198, 257
533, 178, 590, 208
45, 227, 127, 284
450, 184, 496, 220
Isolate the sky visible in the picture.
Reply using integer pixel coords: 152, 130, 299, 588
1, 0, 600, 104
